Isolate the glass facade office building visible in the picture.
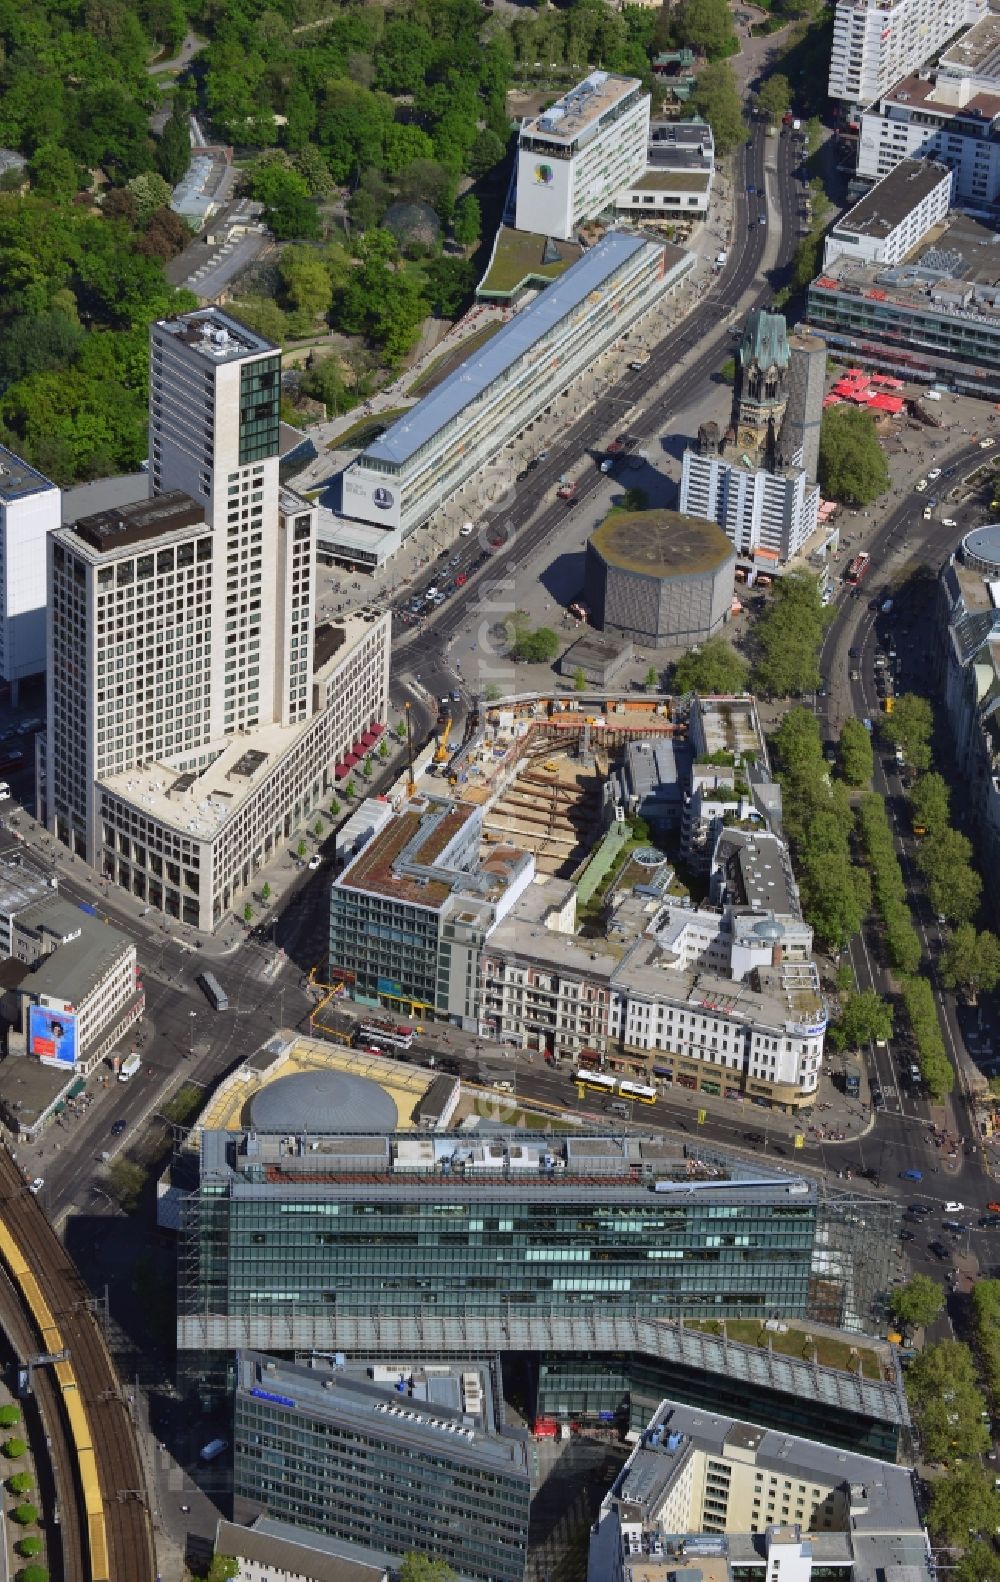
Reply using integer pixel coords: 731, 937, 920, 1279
180, 1132, 832, 1353
233, 1352, 530, 1582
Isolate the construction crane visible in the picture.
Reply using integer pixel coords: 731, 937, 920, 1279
434, 716, 453, 764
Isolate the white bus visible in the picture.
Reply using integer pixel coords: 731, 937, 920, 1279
357, 1020, 414, 1051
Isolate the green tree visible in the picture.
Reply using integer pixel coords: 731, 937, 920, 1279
7, 1472, 32, 1494
689, 62, 746, 155
16, 1535, 43, 1557
362, 756, 374, 778
818, 406, 890, 507
757, 74, 792, 122
156, 108, 191, 187
673, 635, 749, 696
251, 166, 319, 242
890, 1273, 945, 1331
423, 256, 475, 318
279, 246, 333, 323
909, 770, 950, 833
126, 172, 172, 226
400, 1557, 458, 1582
906, 1340, 990, 1463
242, 902, 253, 923
674, 0, 738, 58
573, 666, 587, 693
771, 706, 823, 777
292, 145, 334, 198
621, 487, 649, 512
940, 924, 1000, 1002
107, 1159, 145, 1212
206, 1556, 240, 1582
314, 820, 324, 836
10, 1502, 36, 1522
452, 194, 481, 249
752, 573, 830, 697
468, 128, 507, 178
344, 778, 357, 798
3, 1439, 25, 1459
512, 626, 560, 663
261, 882, 271, 904
28, 144, 81, 202
829, 990, 892, 1051
918, 827, 982, 924
838, 717, 873, 786
882, 693, 934, 773
20, 1564, 49, 1582
378, 740, 389, 760
0, 1405, 20, 1429
928, 1463, 1000, 1544
644, 665, 659, 690
955, 1543, 1000, 1582
296, 839, 307, 857
395, 720, 407, 739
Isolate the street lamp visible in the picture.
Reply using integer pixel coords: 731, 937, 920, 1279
188, 1010, 197, 1058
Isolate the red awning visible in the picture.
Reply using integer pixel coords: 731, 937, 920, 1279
344, 752, 360, 767
334, 763, 350, 780
369, 722, 385, 737
360, 730, 378, 748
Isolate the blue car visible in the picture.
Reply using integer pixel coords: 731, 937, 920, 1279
900, 1168, 923, 1182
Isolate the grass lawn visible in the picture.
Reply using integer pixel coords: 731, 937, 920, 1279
328, 408, 410, 450
689, 1319, 884, 1380
479, 228, 583, 297
407, 322, 503, 397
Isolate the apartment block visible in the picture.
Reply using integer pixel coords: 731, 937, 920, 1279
328, 793, 533, 1021
0, 449, 60, 704
828, 0, 985, 115
822, 159, 952, 270
858, 16, 1000, 191
515, 72, 650, 239
15, 911, 142, 1076
589, 1399, 929, 1582
233, 1353, 530, 1582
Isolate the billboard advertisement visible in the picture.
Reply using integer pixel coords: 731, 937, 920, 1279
29, 1005, 78, 1068
342, 467, 403, 530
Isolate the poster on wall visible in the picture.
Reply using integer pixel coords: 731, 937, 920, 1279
29, 1005, 78, 1067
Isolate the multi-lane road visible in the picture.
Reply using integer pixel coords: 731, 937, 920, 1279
393, 121, 800, 706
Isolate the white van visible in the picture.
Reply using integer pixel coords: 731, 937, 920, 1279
118, 1052, 141, 1082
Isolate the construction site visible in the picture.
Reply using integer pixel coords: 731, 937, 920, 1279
438, 693, 687, 878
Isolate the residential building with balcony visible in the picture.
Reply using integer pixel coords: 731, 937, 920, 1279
828, 0, 985, 117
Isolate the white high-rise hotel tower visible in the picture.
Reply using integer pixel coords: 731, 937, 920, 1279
45, 309, 390, 930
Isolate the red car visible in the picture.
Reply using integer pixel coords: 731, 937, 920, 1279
488, 536, 503, 549
454, 573, 467, 586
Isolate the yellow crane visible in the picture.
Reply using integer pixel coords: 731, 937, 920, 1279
434, 715, 453, 764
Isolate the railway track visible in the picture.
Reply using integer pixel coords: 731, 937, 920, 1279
0, 1259, 81, 1582
0, 1149, 155, 1581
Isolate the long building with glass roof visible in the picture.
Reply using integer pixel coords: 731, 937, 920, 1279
331, 232, 693, 563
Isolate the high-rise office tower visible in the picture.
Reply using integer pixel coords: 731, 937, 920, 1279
46, 309, 389, 927
149, 310, 291, 737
